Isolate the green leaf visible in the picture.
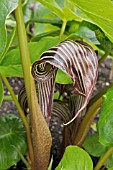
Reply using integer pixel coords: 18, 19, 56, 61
83, 133, 113, 169
55, 145, 93, 170
76, 21, 100, 45
69, 0, 113, 42
108, 167, 113, 170
0, 113, 27, 170
104, 153, 113, 169
29, 3, 60, 35
0, 0, 18, 58
75, 8, 92, 23
38, 0, 81, 22
0, 36, 65, 77
31, 30, 60, 42
1, 28, 16, 59
62, 0, 80, 21
0, 79, 4, 106
37, 0, 64, 20
55, 0, 64, 8
83, 133, 107, 157
68, 21, 80, 34
54, 91, 60, 100
56, 69, 73, 84
0, 66, 23, 77
95, 28, 113, 54
62, 7, 79, 21
98, 87, 113, 147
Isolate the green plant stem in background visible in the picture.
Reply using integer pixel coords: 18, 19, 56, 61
94, 147, 113, 170
12, 145, 30, 169
89, 83, 113, 107
0, 75, 32, 168
98, 51, 109, 66
3, 95, 18, 101
60, 19, 67, 37
26, 18, 62, 27
74, 97, 102, 146
14, 1, 32, 100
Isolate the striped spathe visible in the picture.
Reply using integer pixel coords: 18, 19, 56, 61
31, 40, 98, 125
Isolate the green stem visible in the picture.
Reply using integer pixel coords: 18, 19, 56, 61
89, 83, 113, 107
74, 97, 102, 146
98, 52, 109, 66
48, 156, 53, 170
15, 1, 52, 170
110, 58, 113, 80
59, 19, 67, 37
3, 95, 18, 101
1, 75, 32, 168
12, 145, 30, 169
14, 0, 34, 167
94, 147, 113, 170
26, 18, 62, 26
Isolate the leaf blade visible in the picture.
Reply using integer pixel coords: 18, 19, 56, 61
0, 113, 27, 170
55, 145, 93, 170
37, 0, 64, 20
98, 87, 113, 147
0, 36, 64, 77
0, 0, 18, 58
69, 0, 113, 42
83, 133, 107, 157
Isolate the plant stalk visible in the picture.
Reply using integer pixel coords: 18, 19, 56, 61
14, 1, 34, 168
74, 84, 113, 146
0, 75, 33, 168
60, 19, 67, 37
15, 1, 52, 169
74, 97, 102, 146
3, 95, 18, 101
98, 52, 109, 66
89, 83, 113, 107
12, 145, 30, 169
26, 18, 62, 26
94, 147, 113, 170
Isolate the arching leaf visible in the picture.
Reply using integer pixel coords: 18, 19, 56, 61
31, 40, 98, 125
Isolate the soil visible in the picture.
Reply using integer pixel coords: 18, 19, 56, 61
0, 58, 113, 169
